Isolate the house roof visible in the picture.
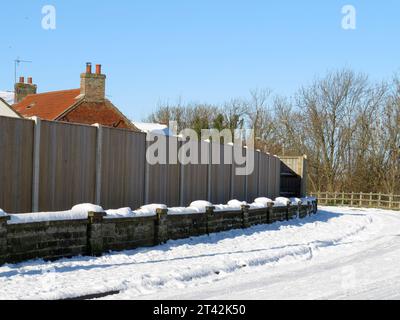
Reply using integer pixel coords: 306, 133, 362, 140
0, 91, 15, 105
132, 122, 175, 136
12, 89, 82, 120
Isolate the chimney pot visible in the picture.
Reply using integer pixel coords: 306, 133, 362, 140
86, 62, 92, 74
80, 63, 106, 102
15, 77, 37, 103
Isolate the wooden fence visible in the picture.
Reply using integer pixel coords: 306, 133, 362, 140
310, 191, 400, 210
0, 116, 284, 213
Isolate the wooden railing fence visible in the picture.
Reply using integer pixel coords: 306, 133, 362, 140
310, 191, 400, 210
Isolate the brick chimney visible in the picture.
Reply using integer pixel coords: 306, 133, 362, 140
14, 77, 37, 103
80, 62, 106, 102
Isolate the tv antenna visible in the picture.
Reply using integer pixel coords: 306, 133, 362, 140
14, 57, 32, 83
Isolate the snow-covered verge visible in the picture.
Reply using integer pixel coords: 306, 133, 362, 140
2, 197, 310, 224
1, 206, 399, 300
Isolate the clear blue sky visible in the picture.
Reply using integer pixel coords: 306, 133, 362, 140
1, 0, 399, 121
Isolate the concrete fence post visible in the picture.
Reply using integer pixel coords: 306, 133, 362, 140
94, 124, 103, 206
31, 116, 41, 212
155, 208, 168, 245
0, 216, 10, 265
241, 205, 250, 229
206, 206, 215, 235
87, 211, 106, 256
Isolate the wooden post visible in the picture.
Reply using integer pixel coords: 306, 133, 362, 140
334, 192, 337, 206
389, 194, 393, 209
351, 192, 354, 207
378, 193, 382, 208
369, 192, 373, 207
342, 191, 345, 205
359, 192, 363, 207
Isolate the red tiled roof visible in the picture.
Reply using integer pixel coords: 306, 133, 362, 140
12, 89, 82, 120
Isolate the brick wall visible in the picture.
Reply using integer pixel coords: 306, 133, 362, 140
0, 201, 317, 265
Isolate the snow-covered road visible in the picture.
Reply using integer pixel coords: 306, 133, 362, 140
1, 206, 400, 300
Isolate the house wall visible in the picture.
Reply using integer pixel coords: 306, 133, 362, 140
59, 100, 132, 129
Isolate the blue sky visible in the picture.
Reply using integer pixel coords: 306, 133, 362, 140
1, 0, 399, 120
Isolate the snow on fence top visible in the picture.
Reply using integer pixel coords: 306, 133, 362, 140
105, 204, 167, 218
3, 197, 316, 224
6, 204, 103, 225
0, 209, 7, 217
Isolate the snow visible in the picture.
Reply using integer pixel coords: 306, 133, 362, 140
2, 206, 400, 300
301, 197, 317, 204
254, 197, 273, 207
3, 196, 309, 225
0, 209, 7, 217
274, 197, 291, 207
214, 200, 247, 212
167, 207, 204, 215
106, 204, 167, 218
290, 197, 303, 205
71, 203, 103, 214
132, 122, 174, 136
7, 204, 104, 225
189, 201, 213, 213
0, 91, 14, 105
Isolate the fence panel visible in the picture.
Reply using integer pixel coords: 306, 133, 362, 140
180, 141, 209, 206
39, 121, 97, 212
246, 149, 259, 202
258, 152, 270, 197
231, 146, 247, 201
274, 156, 281, 198
0, 116, 34, 213
268, 155, 281, 199
209, 143, 232, 204
100, 127, 146, 210
146, 135, 180, 207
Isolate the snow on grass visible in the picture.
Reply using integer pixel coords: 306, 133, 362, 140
1, 206, 393, 300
